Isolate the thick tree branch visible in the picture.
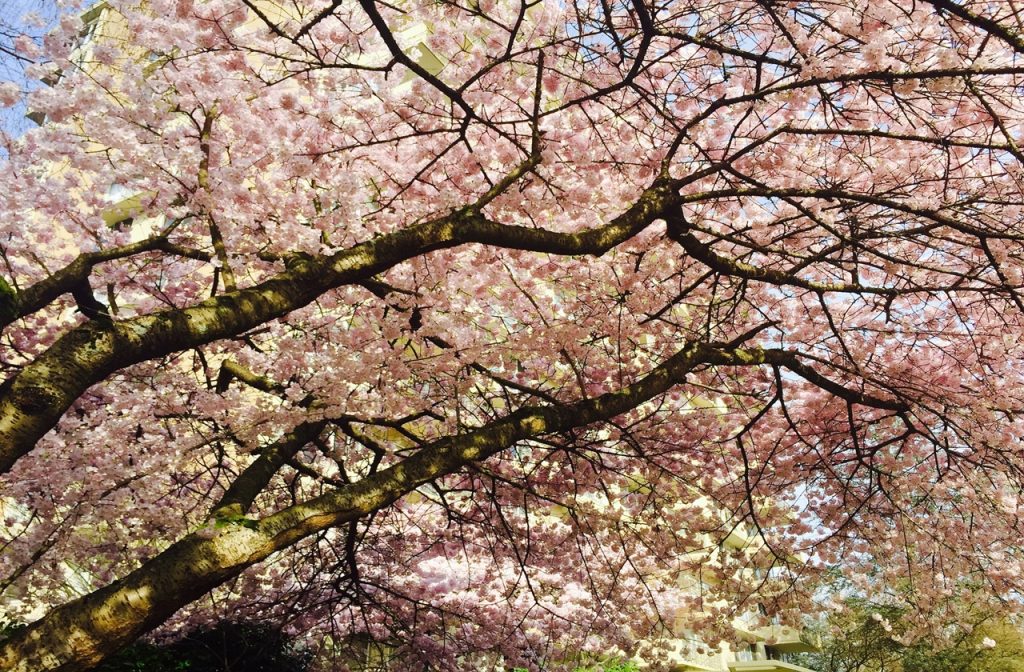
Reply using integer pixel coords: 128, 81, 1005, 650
924, 0, 1024, 54
0, 179, 675, 477
209, 420, 328, 518
0, 234, 209, 331
1, 336, 879, 672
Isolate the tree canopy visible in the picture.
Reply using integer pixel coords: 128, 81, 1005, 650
803, 601, 1024, 672
2, 0, 1024, 670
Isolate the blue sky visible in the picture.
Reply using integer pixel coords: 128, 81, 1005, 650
0, 0, 60, 138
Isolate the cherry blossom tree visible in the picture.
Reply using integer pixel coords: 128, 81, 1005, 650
2, 0, 1024, 670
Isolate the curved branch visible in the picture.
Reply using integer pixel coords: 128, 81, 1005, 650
0, 178, 675, 476
924, 0, 1024, 54
0, 337, 908, 671
1, 235, 210, 331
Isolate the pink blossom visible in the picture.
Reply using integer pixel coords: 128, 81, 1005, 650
0, 82, 20, 107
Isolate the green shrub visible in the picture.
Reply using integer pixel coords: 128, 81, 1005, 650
93, 621, 311, 672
